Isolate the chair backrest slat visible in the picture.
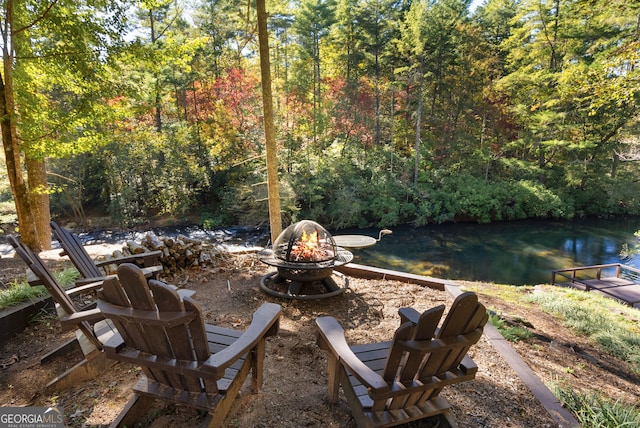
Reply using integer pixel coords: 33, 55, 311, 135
149, 280, 202, 391
116, 264, 156, 311
159, 282, 213, 391
434, 302, 487, 373
99, 278, 143, 347
438, 292, 482, 337
117, 267, 182, 386
399, 305, 445, 381
418, 293, 487, 380
51, 221, 102, 278
99, 277, 167, 383
181, 297, 211, 361
382, 304, 445, 383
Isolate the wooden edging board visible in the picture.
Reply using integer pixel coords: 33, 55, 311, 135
336, 263, 456, 291
0, 296, 55, 346
336, 263, 581, 428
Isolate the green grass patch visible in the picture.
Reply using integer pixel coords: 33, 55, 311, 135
554, 386, 640, 427
527, 287, 640, 372
54, 267, 81, 287
487, 311, 534, 342
0, 268, 80, 310
462, 282, 537, 306
0, 280, 48, 309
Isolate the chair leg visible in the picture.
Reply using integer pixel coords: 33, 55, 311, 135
206, 354, 255, 428
45, 350, 116, 391
251, 339, 266, 391
109, 394, 155, 428
326, 353, 340, 402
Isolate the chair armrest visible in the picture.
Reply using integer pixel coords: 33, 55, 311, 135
460, 354, 478, 375
203, 303, 282, 374
26, 269, 43, 286
94, 251, 162, 268
102, 331, 126, 356
316, 316, 389, 394
75, 275, 111, 286
59, 308, 105, 330
66, 281, 104, 297
159, 282, 196, 299
398, 307, 421, 325
177, 288, 196, 299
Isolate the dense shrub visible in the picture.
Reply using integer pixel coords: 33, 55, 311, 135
412, 173, 572, 225
95, 125, 212, 225
47, 131, 637, 229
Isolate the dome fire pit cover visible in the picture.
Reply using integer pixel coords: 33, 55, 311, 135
258, 220, 353, 270
274, 220, 337, 263
258, 220, 353, 299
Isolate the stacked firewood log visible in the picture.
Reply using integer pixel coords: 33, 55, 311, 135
114, 232, 222, 275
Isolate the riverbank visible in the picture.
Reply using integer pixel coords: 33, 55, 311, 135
4, 215, 640, 285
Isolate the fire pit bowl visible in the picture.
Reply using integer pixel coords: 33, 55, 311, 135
258, 220, 353, 299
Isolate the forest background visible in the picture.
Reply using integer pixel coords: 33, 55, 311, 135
0, 0, 639, 250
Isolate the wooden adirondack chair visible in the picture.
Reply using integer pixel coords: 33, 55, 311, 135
50, 221, 163, 285
9, 235, 197, 391
8, 235, 118, 390
98, 263, 282, 428
316, 290, 489, 428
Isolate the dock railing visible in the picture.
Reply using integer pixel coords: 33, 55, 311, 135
551, 263, 640, 288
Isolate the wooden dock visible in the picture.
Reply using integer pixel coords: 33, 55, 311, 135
551, 263, 640, 309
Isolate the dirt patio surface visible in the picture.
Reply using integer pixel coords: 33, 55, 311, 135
1, 248, 639, 427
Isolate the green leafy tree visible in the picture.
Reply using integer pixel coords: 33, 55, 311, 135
134, 0, 204, 132
354, 0, 399, 145
326, 0, 402, 150
329, 0, 361, 84
194, 0, 262, 76
397, 0, 470, 184
1, 0, 129, 249
498, 0, 640, 198
469, 0, 519, 178
293, 0, 336, 147
472, 0, 518, 73
498, 0, 572, 173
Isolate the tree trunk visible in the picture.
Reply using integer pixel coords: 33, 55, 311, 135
0, 96, 40, 250
26, 157, 51, 250
0, 1, 41, 250
257, 0, 282, 244
154, 77, 162, 132
313, 32, 321, 148
414, 62, 424, 186
150, 11, 162, 132
375, 49, 381, 145
610, 150, 619, 179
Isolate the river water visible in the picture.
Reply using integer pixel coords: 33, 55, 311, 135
3, 217, 640, 286
339, 217, 640, 285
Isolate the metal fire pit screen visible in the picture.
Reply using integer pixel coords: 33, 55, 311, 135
258, 220, 353, 299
